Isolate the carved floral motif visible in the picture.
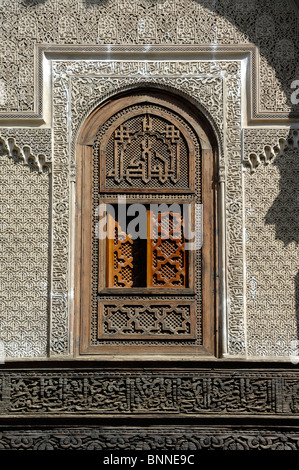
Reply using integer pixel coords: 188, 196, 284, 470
2, 425, 299, 450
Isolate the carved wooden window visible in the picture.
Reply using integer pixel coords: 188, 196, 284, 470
106, 205, 187, 289
77, 90, 217, 358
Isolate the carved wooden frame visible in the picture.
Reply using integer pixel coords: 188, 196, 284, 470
48, 57, 243, 359
75, 88, 218, 359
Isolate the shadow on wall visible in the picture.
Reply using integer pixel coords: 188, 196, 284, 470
177, 0, 299, 348
178, 0, 299, 348
265, 144, 299, 246
185, 0, 299, 348
25, 0, 298, 119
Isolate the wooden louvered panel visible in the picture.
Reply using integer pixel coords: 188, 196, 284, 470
106, 215, 133, 288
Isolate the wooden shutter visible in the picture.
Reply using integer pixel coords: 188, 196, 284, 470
147, 209, 187, 288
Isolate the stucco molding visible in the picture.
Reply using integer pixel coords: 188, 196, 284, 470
243, 128, 299, 173
0, 133, 51, 173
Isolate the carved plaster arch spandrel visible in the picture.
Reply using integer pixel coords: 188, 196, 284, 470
73, 80, 224, 169
243, 129, 299, 173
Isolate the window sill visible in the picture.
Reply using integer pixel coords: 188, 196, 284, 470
98, 288, 196, 296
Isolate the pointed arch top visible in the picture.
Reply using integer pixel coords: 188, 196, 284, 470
77, 86, 219, 154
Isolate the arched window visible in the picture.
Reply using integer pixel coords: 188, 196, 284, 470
76, 89, 218, 358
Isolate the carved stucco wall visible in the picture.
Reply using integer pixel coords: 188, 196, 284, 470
0, 0, 298, 360
0, 130, 51, 357
244, 129, 299, 358
0, 0, 298, 118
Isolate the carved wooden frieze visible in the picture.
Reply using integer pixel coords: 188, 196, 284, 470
1, 367, 299, 417
1, 425, 299, 450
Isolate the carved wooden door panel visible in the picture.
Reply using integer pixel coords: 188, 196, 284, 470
76, 90, 217, 358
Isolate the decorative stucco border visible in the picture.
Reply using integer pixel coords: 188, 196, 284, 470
50, 58, 245, 358
1, 43, 297, 124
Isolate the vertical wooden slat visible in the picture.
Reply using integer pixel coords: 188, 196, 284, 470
147, 208, 187, 288
106, 212, 114, 288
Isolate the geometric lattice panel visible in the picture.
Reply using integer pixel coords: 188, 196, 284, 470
98, 301, 196, 340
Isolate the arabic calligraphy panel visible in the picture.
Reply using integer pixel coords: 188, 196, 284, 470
94, 99, 198, 192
